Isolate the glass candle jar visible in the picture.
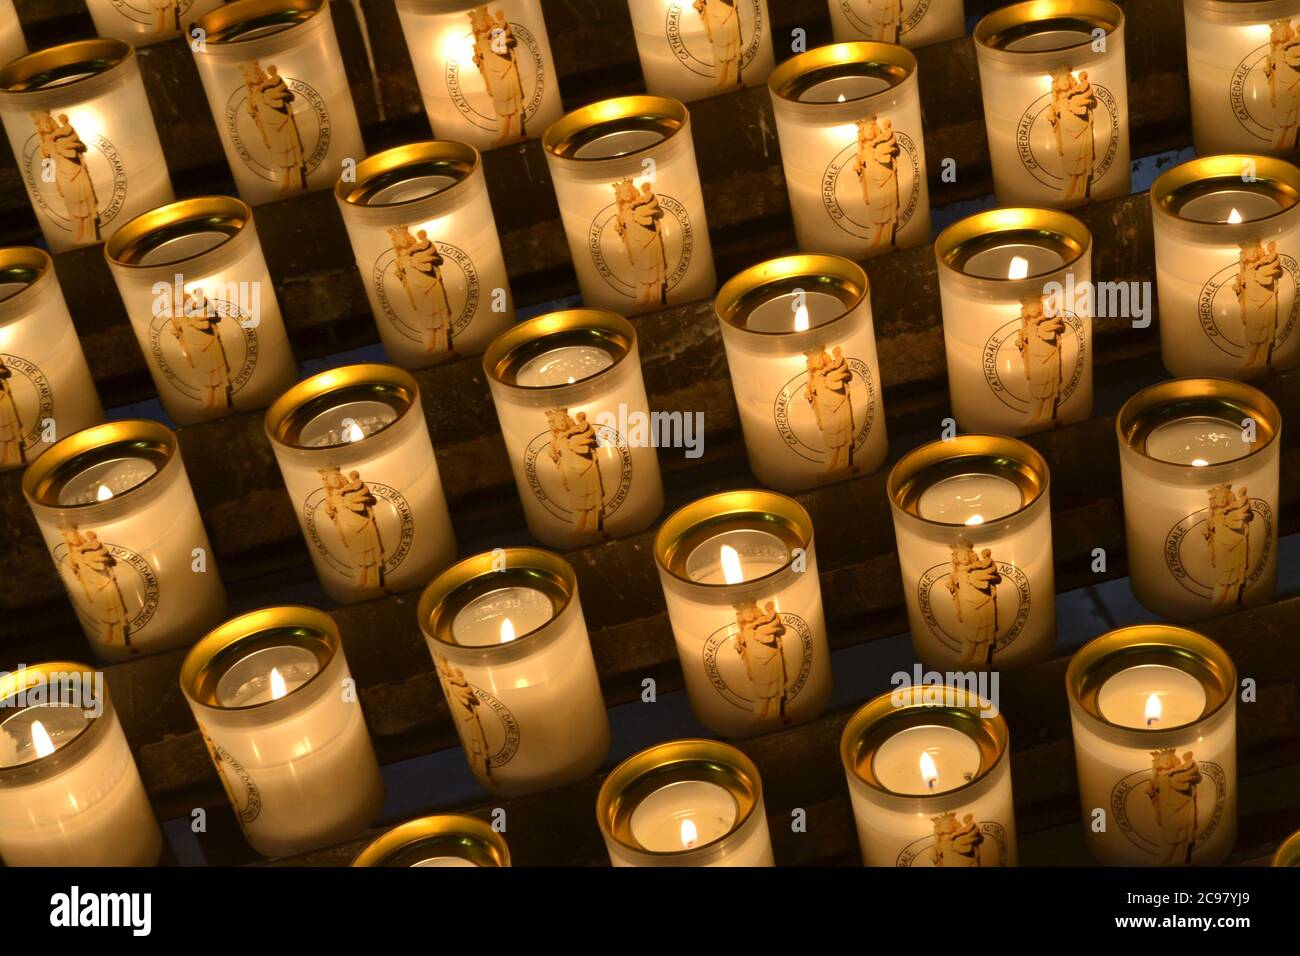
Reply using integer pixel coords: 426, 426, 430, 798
653, 490, 832, 739
23, 420, 227, 662
768, 42, 931, 259
394, 0, 564, 150
1184, 0, 1300, 156
0, 247, 104, 472
935, 206, 1094, 435
974, 0, 1130, 208
1273, 829, 1300, 866
104, 196, 298, 426
352, 813, 511, 866
1067, 624, 1237, 866
840, 685, 1017, 867
0, 0, 27, 66
627, 0, 776, 103
0, 662, 162, 867
418, 548, 610, 798
1116, 378, 1281, 622
85, 0, 226, 46
483, 308, 664, 549
887, 435, 1056, 671
181, 605, 385, 858
0, 39, 174, 253
827, 0, 966, 48
1150, 154, 1300, 379
715, 254, 887, 491
190, 0, 366, 205
335, 141, 515, 368
596, 738, 774, 866
543, 95, 717, 315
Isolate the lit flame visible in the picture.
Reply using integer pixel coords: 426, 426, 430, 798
1008, 256, 1030, 280
96, 484, 113, 502
567, 376, 576, 384
964, 514, 985, 527
342, 421, 365, 443
720, 544, 745, 586
500, 617, 516, 644
793, 302, 810, 332
1144, 692, 1161, 727
1191, 458, 1209, 468
1227, 208, 1243, 224
680, 818, 699, 848
31, 720, 55, 759
836, 93, 846, 103
919, 751, 939, 790
270, 667, 288, 701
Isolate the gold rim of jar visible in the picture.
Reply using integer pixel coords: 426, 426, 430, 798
975, 0, 1124, 59
935, 206, 1091, 283
1150, 154, 1300, 231
596, 738, 763, 860
180, 605, 340, 711
1272, 829, 1300, 867
418, 547, 577, 651
768, 41, 917, 105
840, 685, 1009, 799
887, 434, 1050, 527
335, 141, 482, 209
352, 814, 511, 867
1066, 624, 1237, 732
483, 308, 636, 392
653, 489, 814, 590
264, 363, 420, 451
193, 0, 326, 45
543, 95, 688, 164
0, 38, 134, 96
0, 246, 54, 321
22, 419, 177, 510
714, 254, 869, 339
103, 196, 252, 274
0, 661, 107, 778
1115, 377, 1282, 467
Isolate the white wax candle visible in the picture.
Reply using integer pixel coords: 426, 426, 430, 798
1145, 416, 1250, 466
1179, 190, 1283, 224
916, 473, 1024, 526
961, 242, 1064, 279
1097, 665, 1208, 729
452, 585, 555, 645
872, 724, 982, 794
827, 0, 966, 49
513, 345, 615, 387
741, 290, 845, 333
629, 779, 738, 851
84, 0, 226, 45
628, 0, 776, 103
414, 856, 479, 867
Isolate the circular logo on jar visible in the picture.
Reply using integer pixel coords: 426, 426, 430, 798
148, 298, 259, 413
917, 545, 1031, 667
702, 605, 813, 717
982, 307, 1086, 424
0, 353, 53, 469
821, 122, 921, 252
106, 0, 196, 30
372, 227, 479, 357
200, 728, 261, 824
895, 816, 1010, 868
1165, 486, 1273, 606
1196, 243, 1299, 371
435, 658, 522, 780
21, 111, 128, 243
1016, 72, 1119, 203
1229, 21, 1300, 152
52, 528, 159, 655
523, 410, 633, 536
589, 181, 694, 308
665, 0, 764, 87
1110, 751, 1227, 864
302, 469, 415, 592
772, 350, 876, 478
838, 0, 933, 43
223, 62, 331, 194
445, 13, 547, 144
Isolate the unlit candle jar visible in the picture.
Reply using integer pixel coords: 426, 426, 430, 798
0, 39, 173, 253
181, 606, 384, 858
0, 247, 103, 472
627, 0, 776, 103
23, 420, 227, 662
769, 42, 932, 259
974, 0, 1130, 208
0, 0, 27, 65
352, 813, 511, 866
1116, 378, 1281, 623
827, 0, 966, 48
85, 0, 226, 45
543, 96, 716, 315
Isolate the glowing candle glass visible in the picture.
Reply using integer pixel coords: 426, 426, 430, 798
419, 548, 610, 797
0, 39, 173, 253
0, 662, 162, 866
484, 308, 664, 548
974, 0, 1129, 208
888, 435, 1056, 671
543, 96, 716, 315
85, 0, 226, 46
715, 254, 887, 491
335, 141, 514, 368
840, 684, 1017, 866
627, 0, 776, 103
654, 490, 831, 738
1116, 378, 1281, 622
1274, 829, 1300, 866
352, 813, 511, 866
1151, 154, 1300, 379
827, 0, 966, 48
0, 0, 27, 65
935, 207, 1094, 435
1067, 625, 1237, 865
190, 0, 365, 205
769, 42, 931, 259
23, 420, 227, 662
265, 363, 456, 603
0, 247, 103, 471
597, 738, 774, 866
104, 196, 298, 426
181, 606, 384, 858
